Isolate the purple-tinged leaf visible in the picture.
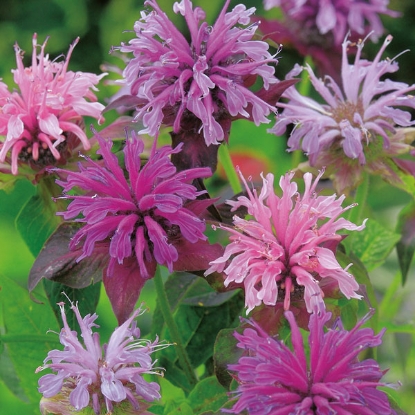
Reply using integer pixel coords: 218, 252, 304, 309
28, 222, 109, 292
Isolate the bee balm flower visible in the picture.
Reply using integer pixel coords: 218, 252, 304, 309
228, 309, 396, 415
37, 301, 166, 415
0, 34, 106, 177
112, 0, 279, 145
271, 35, 415, 193
54, 129, 222, 322
205, 169, 366, 313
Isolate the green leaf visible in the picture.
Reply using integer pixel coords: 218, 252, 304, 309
395, 201, 415, 285
188, 376, 228, 414
153, 273, 243, 392
42, 280, 101, 333
165, 401, 194, 415
15, 178, 62, 257
348, 219, 401, 272
0, 274, 60, 404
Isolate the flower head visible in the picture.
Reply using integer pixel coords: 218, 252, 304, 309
0, 34, 106, 177
113, 0, 279, 145
264, 0, 399, 45
228, 309, 396, 415
37, 301, 167, 415
272, 35, 415, 192
206, 169, 365, 313
54, 129, 223, 322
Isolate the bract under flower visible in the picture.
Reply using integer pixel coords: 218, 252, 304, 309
205, 169, 365, 313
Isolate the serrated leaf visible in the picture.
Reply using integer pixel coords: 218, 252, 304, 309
395, 201, 415, 285
0, 274, 60, 404
188, 376, 228, 414
28, 222, 108, 292
349, 219, 401, 272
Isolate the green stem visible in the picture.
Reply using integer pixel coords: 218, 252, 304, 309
345, 172, 369, 254
153, 266, 198, 387
218, 143, 242, 194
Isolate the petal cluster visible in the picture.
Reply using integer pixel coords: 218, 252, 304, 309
0, 34, 106, 175
55, 129, 212, 278
272, 35, 415, 191
228, 310, 395, 415
116, 0, 278, 145
264, 0, 399, 45
206, 169, 365, 313
37, 301, 167, 414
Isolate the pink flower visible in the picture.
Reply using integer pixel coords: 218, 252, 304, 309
0, 34, 106, 176
37, 300, 167, 415
264, 0, 399, 45
205, 169, 365, 313
112, 0, 279, 145
228, 309, 396, 415
54, 129, 222, 322
271, 35, 415, 193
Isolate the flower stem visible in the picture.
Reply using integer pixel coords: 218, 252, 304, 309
153, 266, 198, 387
218, 143, 242, 194
345, 172, 369, 254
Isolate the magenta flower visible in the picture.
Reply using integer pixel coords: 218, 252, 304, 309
205, 169, 365, 313
112, 0, 279, 145
0, 34, 106, 177
227, 309, 396, 415
55, 129, 222, 322
271, 35, 415, 193
37, 300, 166, 415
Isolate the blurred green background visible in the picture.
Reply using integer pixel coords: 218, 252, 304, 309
0, 0, 415, 414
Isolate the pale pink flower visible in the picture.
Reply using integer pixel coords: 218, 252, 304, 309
205, 169, 366, 313
0, 34, 106, 176
228, 309, 396, 414
271, 35, 415, 192
37, 300, 166, 415
111, 0, 279, 145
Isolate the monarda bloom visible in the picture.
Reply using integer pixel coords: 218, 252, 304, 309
0, 34, 106, 177
228, 310, 396, 415
55, 129, 222, 323
205, 169, 365, 314
271, 35, 415, 193
37, 301, 167, 415
111, 0, 281, 146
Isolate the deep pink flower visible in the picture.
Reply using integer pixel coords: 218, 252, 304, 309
205, 169, 365, 313
112, 0, 279, 145
54, 129, 222, 322
37, 300, 167, 415
228, 309, 396, 415
263, 0, 399, 45
0, 34, 106, 176
271, 35, 415, 193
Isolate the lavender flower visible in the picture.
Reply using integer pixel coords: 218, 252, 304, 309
228, 309, 396, 415
271, 35, 415, 193
0, 34, 106, 177
112, 0, 279, 145
263, 0, 399, 45
37, 301, 167, 415
205, 169, 366, 313
54, 129, 222, 323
